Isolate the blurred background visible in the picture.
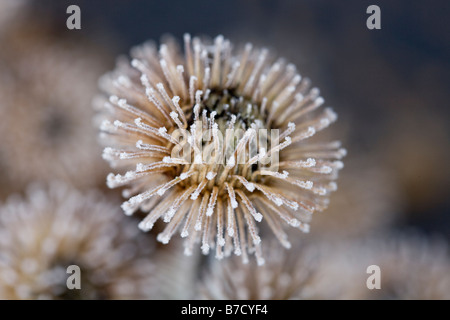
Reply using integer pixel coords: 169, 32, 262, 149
0, 0, 449, 299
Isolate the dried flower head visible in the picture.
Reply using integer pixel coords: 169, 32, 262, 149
0, 18, 110, 195
98, 34, 344, 264
0, 182, 156, 299
199, 242, 329, 300
371, 237, 450, 300
314, 235, 450, 300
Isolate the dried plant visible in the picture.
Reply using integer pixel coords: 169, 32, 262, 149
199, 242, 334, 299
0, 182, 156, 299
0, 15, 110, 196
97, 34, 344, 264
313, 235, 450, 300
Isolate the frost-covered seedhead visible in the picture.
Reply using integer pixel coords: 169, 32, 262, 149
368, 237, 450, 299
0, 182, 156, 299
314, 236, 450, 300
199, 242, 325, 300
0, 21, 109, 195
97, 34, 344, 264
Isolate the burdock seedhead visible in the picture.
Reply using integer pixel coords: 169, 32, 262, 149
97, 34, 345, 264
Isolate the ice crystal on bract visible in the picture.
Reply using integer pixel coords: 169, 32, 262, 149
97, 34, 345, 264
0, 183, 156, 300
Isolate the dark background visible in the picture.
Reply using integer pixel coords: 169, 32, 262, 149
34, 0, 450, 240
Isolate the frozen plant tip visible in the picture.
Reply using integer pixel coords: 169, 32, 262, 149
97, 34, 344, 264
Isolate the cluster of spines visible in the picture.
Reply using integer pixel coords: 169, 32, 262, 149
99, 34, 345, 264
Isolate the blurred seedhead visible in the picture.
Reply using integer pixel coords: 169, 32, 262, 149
0, 8, 113, 197
198, 241, 339, 300
314, 234, 450, 299
0, 182, 157, 299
